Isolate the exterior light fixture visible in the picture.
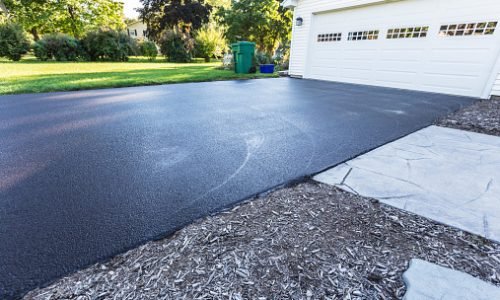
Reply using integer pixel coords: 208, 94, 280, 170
296, 17, 303, 27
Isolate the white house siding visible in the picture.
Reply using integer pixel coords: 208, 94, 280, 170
127, 22, 148, 40
492, 73, 500, 96
288, 0, 500, 98
288, 0, 390, 76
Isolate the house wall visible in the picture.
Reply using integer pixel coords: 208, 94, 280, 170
492, 73, 500, 96
288, 0, 394, 76
127, 22, 148, 40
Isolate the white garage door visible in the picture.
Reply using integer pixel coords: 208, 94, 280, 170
306, 0, 500, 98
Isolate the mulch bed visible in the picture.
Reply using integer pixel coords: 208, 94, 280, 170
25, 182, 500, 300
436, 97, 500, 136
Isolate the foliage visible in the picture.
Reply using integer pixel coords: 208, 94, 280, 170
0, 0, 8, 22
204, 0, 229, 8
4, 0, 125, 39
80, 28, 136, 62
219, 0, 292, 55
255, 52, 273, 65
139, 0, 212, 41
140, 40, 158, 61
204, 0, 229, 23
0, 22, 30, 61
125, 18, 139, 26
273, 42, 290, 70
194, 24, 226, 62
159, 29, 195, 62
33, 33, 80, 61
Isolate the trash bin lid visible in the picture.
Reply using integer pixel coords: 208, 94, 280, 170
232, 41, 255, 46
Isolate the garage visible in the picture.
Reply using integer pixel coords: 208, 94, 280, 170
284, 0, 500, 98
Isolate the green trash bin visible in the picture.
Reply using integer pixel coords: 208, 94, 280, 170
231, 41, 256, 74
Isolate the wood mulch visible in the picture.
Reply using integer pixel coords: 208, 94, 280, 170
436, 97, 500, 136
24, 183, 500, 300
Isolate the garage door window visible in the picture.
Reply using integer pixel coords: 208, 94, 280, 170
317, 33, 342, 42
348, 30, 379, 41
439, 22, 498, 36
387, 26, 429, 39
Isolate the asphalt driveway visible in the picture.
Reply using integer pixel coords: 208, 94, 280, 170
0, 78, 474, 298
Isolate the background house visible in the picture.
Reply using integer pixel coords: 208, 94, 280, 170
282, 0, 500, 99
126, 20, 148, 40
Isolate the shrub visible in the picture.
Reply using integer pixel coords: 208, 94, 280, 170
33, 34, 80, 61
80, 28, 136, 61
194, 25, 227, 62
140, 40, 158, 61
255, 52, 273, 65
159, 30, 194, 63
0, 22, 30, 61
128, 38, 141, 56
274, 43, 290, 71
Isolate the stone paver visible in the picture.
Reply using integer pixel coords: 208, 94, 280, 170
314, 125, 500, 242
403, 259, 500, 300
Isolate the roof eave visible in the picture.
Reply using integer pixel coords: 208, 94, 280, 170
281, 0, 298, 9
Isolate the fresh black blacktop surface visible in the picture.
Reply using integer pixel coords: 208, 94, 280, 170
0, 78, 475, 299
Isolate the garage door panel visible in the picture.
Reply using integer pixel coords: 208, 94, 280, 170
306, 0, 500, 97
424, 63, 484, 74
421, 75, 479, 92
376, 59, 423, 68
376, 71, 418, 84
421, 83, 473, 94
343, 51, 378, 60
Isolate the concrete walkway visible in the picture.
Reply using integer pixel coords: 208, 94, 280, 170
403, 259, 500, 300
315, 125, 500, 242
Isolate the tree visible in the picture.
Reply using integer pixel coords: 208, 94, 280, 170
139, 0, 212, 41
219, 0, 292, 54
0, 22, 30, 61
125, 17, 139, 26
4, 0, 125, 40
204, 0, 229, 8
3, 0, 53, 40
0, 0, 9, 19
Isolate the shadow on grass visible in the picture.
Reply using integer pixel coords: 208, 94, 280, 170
1, 66, 277, 94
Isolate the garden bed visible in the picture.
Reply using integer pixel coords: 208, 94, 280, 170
24, 182, 500, 299
436, 97, 500, 136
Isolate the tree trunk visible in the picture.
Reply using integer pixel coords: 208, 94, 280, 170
67, 5, 79, 38
31, 28, 40, 41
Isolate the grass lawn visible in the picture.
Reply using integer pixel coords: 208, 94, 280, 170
0, 56, 277, 95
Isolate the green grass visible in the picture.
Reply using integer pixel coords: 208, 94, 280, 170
0, 56, 277, 95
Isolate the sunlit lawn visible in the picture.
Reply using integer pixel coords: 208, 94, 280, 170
0, 56, 277, 95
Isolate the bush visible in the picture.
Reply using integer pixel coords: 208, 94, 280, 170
194, 25, 227, 62
0, 22, 30, 61
140, 40, 158, 61
80, 28, 136, 61
274, 43, 290, 71
255, 52, 273, 65
159, 30, 194, 63
33, 34, 80, 61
